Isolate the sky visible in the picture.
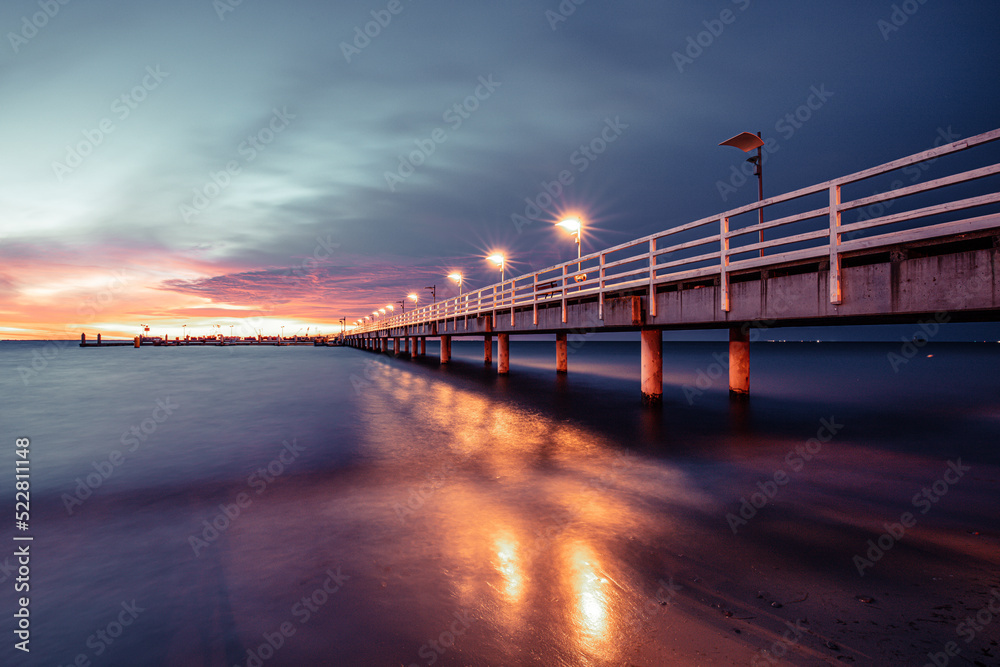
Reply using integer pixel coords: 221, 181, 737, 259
1, 0, 998, 340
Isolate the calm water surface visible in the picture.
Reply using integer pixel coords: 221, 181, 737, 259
1, 340, 998, 666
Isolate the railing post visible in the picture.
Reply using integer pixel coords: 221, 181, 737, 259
510, 279, 516, 327
561, 265, 568, 324
648, 238, 657, 318
533, 273, 539, 326
599, 252, 606, 320
829, 184, 843, 305
720, 216, 731, 312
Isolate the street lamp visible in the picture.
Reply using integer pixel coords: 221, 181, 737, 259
719, 131, 765, 255
408, 293, 419, 304
487, 254, 505, 282
556, 217, 583, 260
425, 285, 436, 303
557, 216, 585, 284
448, 272, 464, 294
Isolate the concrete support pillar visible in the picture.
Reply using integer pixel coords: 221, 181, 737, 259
419, 338, 426, 356
381, 338, 387, 354
393, 337, 400, 355
440, 335, 451, 364
498, 334, 510, 375
640, 328, 662, 404
484, 335, 493, 365
729, 326, 750, 398
555, 333, 568, 374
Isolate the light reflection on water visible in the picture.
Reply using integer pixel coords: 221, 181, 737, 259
565, 541, 613, 658
0, 341, 998, 665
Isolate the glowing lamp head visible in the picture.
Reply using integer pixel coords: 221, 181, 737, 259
386, 305, 394, 311
448, 272, 463, 284
557, 217, 582, 234
408, 293, 419, 302
487, 254, 505, 267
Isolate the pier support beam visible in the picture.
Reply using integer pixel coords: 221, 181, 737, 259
419, 338, 426, 357
498, 334, 509, 375
440, 335, 452, 364
640, 328, 663, 404
393, 337, 400, 355
555, 333, 568, 373
381, 338, 388, 354
729, 326, 750, 398
484, 335, 493, 365
410, 336, 417, 356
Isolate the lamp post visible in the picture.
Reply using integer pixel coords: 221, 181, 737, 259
487, 254, 505, 283
556, 217, 582, 262
425, 285, 436, 303
448, 272, 464, 294
488, 254, 506, 306
557, 216, 585, 286
719, 131, 765, 256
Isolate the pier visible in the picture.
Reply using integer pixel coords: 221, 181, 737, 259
346, 128, 1000, 402
80, 334, 340, 347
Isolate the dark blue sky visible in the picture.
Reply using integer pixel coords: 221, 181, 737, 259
1, 0, 998, 337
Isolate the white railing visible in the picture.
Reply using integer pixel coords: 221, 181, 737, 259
352, 128, 1000, 334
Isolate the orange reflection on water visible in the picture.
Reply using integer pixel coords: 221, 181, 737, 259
563, 541, 615, 658
493, 533, 524, 603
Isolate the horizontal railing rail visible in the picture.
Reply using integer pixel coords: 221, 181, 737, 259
351, 128, 1000, 334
